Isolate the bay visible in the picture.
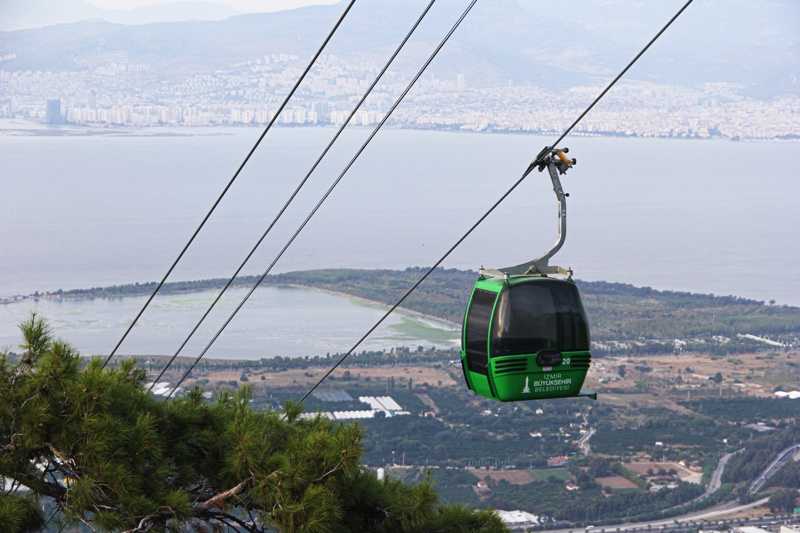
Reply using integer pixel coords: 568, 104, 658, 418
0, 286, 459, 359
1, 121, 798, 359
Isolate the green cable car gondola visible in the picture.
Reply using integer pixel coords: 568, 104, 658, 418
460, 147, 596, 402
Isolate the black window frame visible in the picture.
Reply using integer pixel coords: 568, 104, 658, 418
463, 288, 497, 375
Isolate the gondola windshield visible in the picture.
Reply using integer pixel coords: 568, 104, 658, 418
492, 280, 589, 357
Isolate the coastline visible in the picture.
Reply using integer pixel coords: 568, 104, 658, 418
3, 118, 795, 143
285, 284, 461, 329
1, 280, 462, 329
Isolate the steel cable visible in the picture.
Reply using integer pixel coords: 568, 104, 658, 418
101, 0, 358, 369
148, 0, 439, 390
296, 0, 695, 406
163, 0, 480, 400
524, 0, 694, 175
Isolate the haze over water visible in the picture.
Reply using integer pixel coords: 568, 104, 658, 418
1, 122, 798, 357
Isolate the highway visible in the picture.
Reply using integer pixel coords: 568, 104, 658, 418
547, 508, 799, 533
542, 442, 800, 533
747, 443, 800, 495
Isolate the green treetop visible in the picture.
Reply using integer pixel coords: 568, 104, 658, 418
0, 313, 507, 533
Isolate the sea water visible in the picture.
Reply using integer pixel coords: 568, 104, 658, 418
1, 122, 798, 358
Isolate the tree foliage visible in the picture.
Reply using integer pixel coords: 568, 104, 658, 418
0, 313, 507, 533
485, 476, 703, 525
767, 489, 798, 513
678, 398, 800, 424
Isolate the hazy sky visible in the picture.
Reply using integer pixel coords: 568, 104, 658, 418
83, 0, 338, 12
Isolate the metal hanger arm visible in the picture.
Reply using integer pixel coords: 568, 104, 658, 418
481, 147, 576, 280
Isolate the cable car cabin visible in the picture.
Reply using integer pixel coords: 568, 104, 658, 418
460, 275, 593, 402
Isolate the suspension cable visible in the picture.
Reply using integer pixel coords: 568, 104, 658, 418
525, 0, 694, 174
296, 0, 695, 406
100, 0, 358, 370
163, 0, 480, 400
148, 0, 439, 390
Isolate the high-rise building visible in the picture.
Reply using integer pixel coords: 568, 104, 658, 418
46, 99, 61, 124
312, 101, 330, 124
89, 90, 97, 110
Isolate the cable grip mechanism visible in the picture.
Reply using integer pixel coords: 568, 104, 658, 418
481, 146, 577, 280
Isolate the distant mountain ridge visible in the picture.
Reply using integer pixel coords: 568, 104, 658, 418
0, 0, 241, 31
1, 0, 798, 97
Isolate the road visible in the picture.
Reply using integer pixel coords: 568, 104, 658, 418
708, 450, 739, 495
579, 427, 596, 456
542, 442, 800, 533
747, 443, 800, 495
546, 506, 800, 533
690, 449, 742, 504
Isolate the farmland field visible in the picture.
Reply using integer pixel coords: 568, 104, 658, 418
528, 468, 572, 482
468, 469, 535, 485
595, 475, 641, 490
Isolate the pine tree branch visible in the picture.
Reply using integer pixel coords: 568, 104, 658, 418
195, 475, 254, 511
246, 507, 259, 529
77, 515, 99, 532
35, 443, 81, 482
1, 468, 66, 500
205, 510, 258, 532
45, 442, 76, 469
314, 436, 359, 483
0, 432, 22, 453
121, 506, 186, 533
122, 516, 154, 533
315, 454, 350, 483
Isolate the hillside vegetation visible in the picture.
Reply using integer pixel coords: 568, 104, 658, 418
0, 314, 507, 533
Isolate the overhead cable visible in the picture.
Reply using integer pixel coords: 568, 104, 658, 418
296, 0, 695, 406
148, 0, 438, 390
163, 0, 480, 400
525, 0, 695, 173
101, 0, 358, 369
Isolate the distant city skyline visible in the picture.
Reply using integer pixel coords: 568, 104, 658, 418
83, 0, 338, 12
3, 0, 797, 139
